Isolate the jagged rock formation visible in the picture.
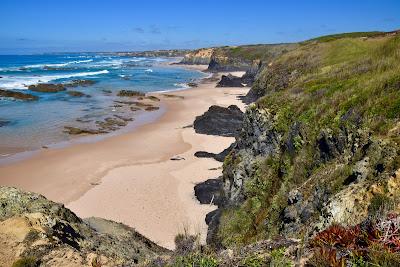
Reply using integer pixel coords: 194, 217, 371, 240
0, 89, 38, 101
0, 187, 168, 266
207, 31, 400, 253
193, 105, 244, 137
216, 74, 244, 87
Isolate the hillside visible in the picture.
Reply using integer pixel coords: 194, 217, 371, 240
207, 30, 400, 265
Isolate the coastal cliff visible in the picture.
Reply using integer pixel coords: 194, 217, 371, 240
179, 48, 214, 65
207, 44, 297, 72
207, 30, 400, 265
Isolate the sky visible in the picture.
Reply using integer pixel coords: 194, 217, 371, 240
0, 0, 399, 54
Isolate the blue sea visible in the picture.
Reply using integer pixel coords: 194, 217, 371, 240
0, 53, 206, 155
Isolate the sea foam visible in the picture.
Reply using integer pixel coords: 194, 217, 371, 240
0, 70, 109, 90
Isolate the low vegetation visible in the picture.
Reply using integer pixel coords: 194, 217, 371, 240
217, 31, 400, 266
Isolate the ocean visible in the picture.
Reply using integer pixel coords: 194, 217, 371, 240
0, 53, 206, 155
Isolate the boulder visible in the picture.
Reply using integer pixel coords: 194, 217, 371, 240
64, 126, 107, 135
187, 82, 198, 87
194, 178, 223, 206
145, 96, 160, 102
0, 119, 11, 127
117, 90, 145, 97
193, 105, 244, 137
67, 91, 90, 97
144, 106, 159, 111
28, 83, 65, 93
64, 79, 96, 87
0, 89, 38, 101
216, 74, 244, 87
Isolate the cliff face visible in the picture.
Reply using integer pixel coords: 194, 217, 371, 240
213, 32, 400, 248
179, 48, 214, 65
0, 187, 167, 266
207, 44, 298, 72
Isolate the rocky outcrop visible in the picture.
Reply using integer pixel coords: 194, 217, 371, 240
64, 126, 108, 135
67, 91, 90, 97
240, 60, 262, 86
0, 186, 168, 266
222, 106, 281, 205
193, 105, 244, 137
194, 178, 224, 206
216, 74, 244, 87
64, 79, 96, 87
207, 44, 297, 72
117, 90, 145, 97
28, 83, 66, 93
195, 143, 235, 162
0, 89, 38, 101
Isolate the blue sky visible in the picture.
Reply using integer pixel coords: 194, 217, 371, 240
0, 0, 399, 54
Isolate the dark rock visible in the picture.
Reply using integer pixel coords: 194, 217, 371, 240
205, 209, 219, 225
194, 151, 217, 159
241, 60, 262, 86
187, 82, 198, 87
96, 117, 127, 131
28, 83, 66, 93
102, 89, 112, 94
114, 115, 133, 122
67, 91, 89, 97
64, 79, 96, 87
64, 126, 107, 135
117, 90, 145, 97
194, 105, 244, 137
133, 102, 153, 108
317, 129, 348, 163
145, 96, 160, 102
194, 178, 223, 206
144, 106, 159, 111
206, 209, 223, 247
130, 107, 141, 111
0, 89, 38, 101
217, 74, 244, 87
195, 143, 234, 162
162, 94, 184, 99
0, 119, 11, 127
170, 156, 185, 161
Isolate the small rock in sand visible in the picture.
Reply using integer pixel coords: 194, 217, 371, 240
170, 156, 185, 161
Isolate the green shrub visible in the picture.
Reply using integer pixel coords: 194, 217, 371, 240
241, 254, 266, 267
368, 193, 392, 216
12, 257, 39, 267
270, 248, 292, 267
172, 253, 218, 267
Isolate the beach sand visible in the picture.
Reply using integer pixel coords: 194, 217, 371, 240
0, 66, 249, 249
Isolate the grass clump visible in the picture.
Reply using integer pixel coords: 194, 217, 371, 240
12, 257, 40, 267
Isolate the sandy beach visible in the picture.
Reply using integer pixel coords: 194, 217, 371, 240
0, 66, 249, 249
